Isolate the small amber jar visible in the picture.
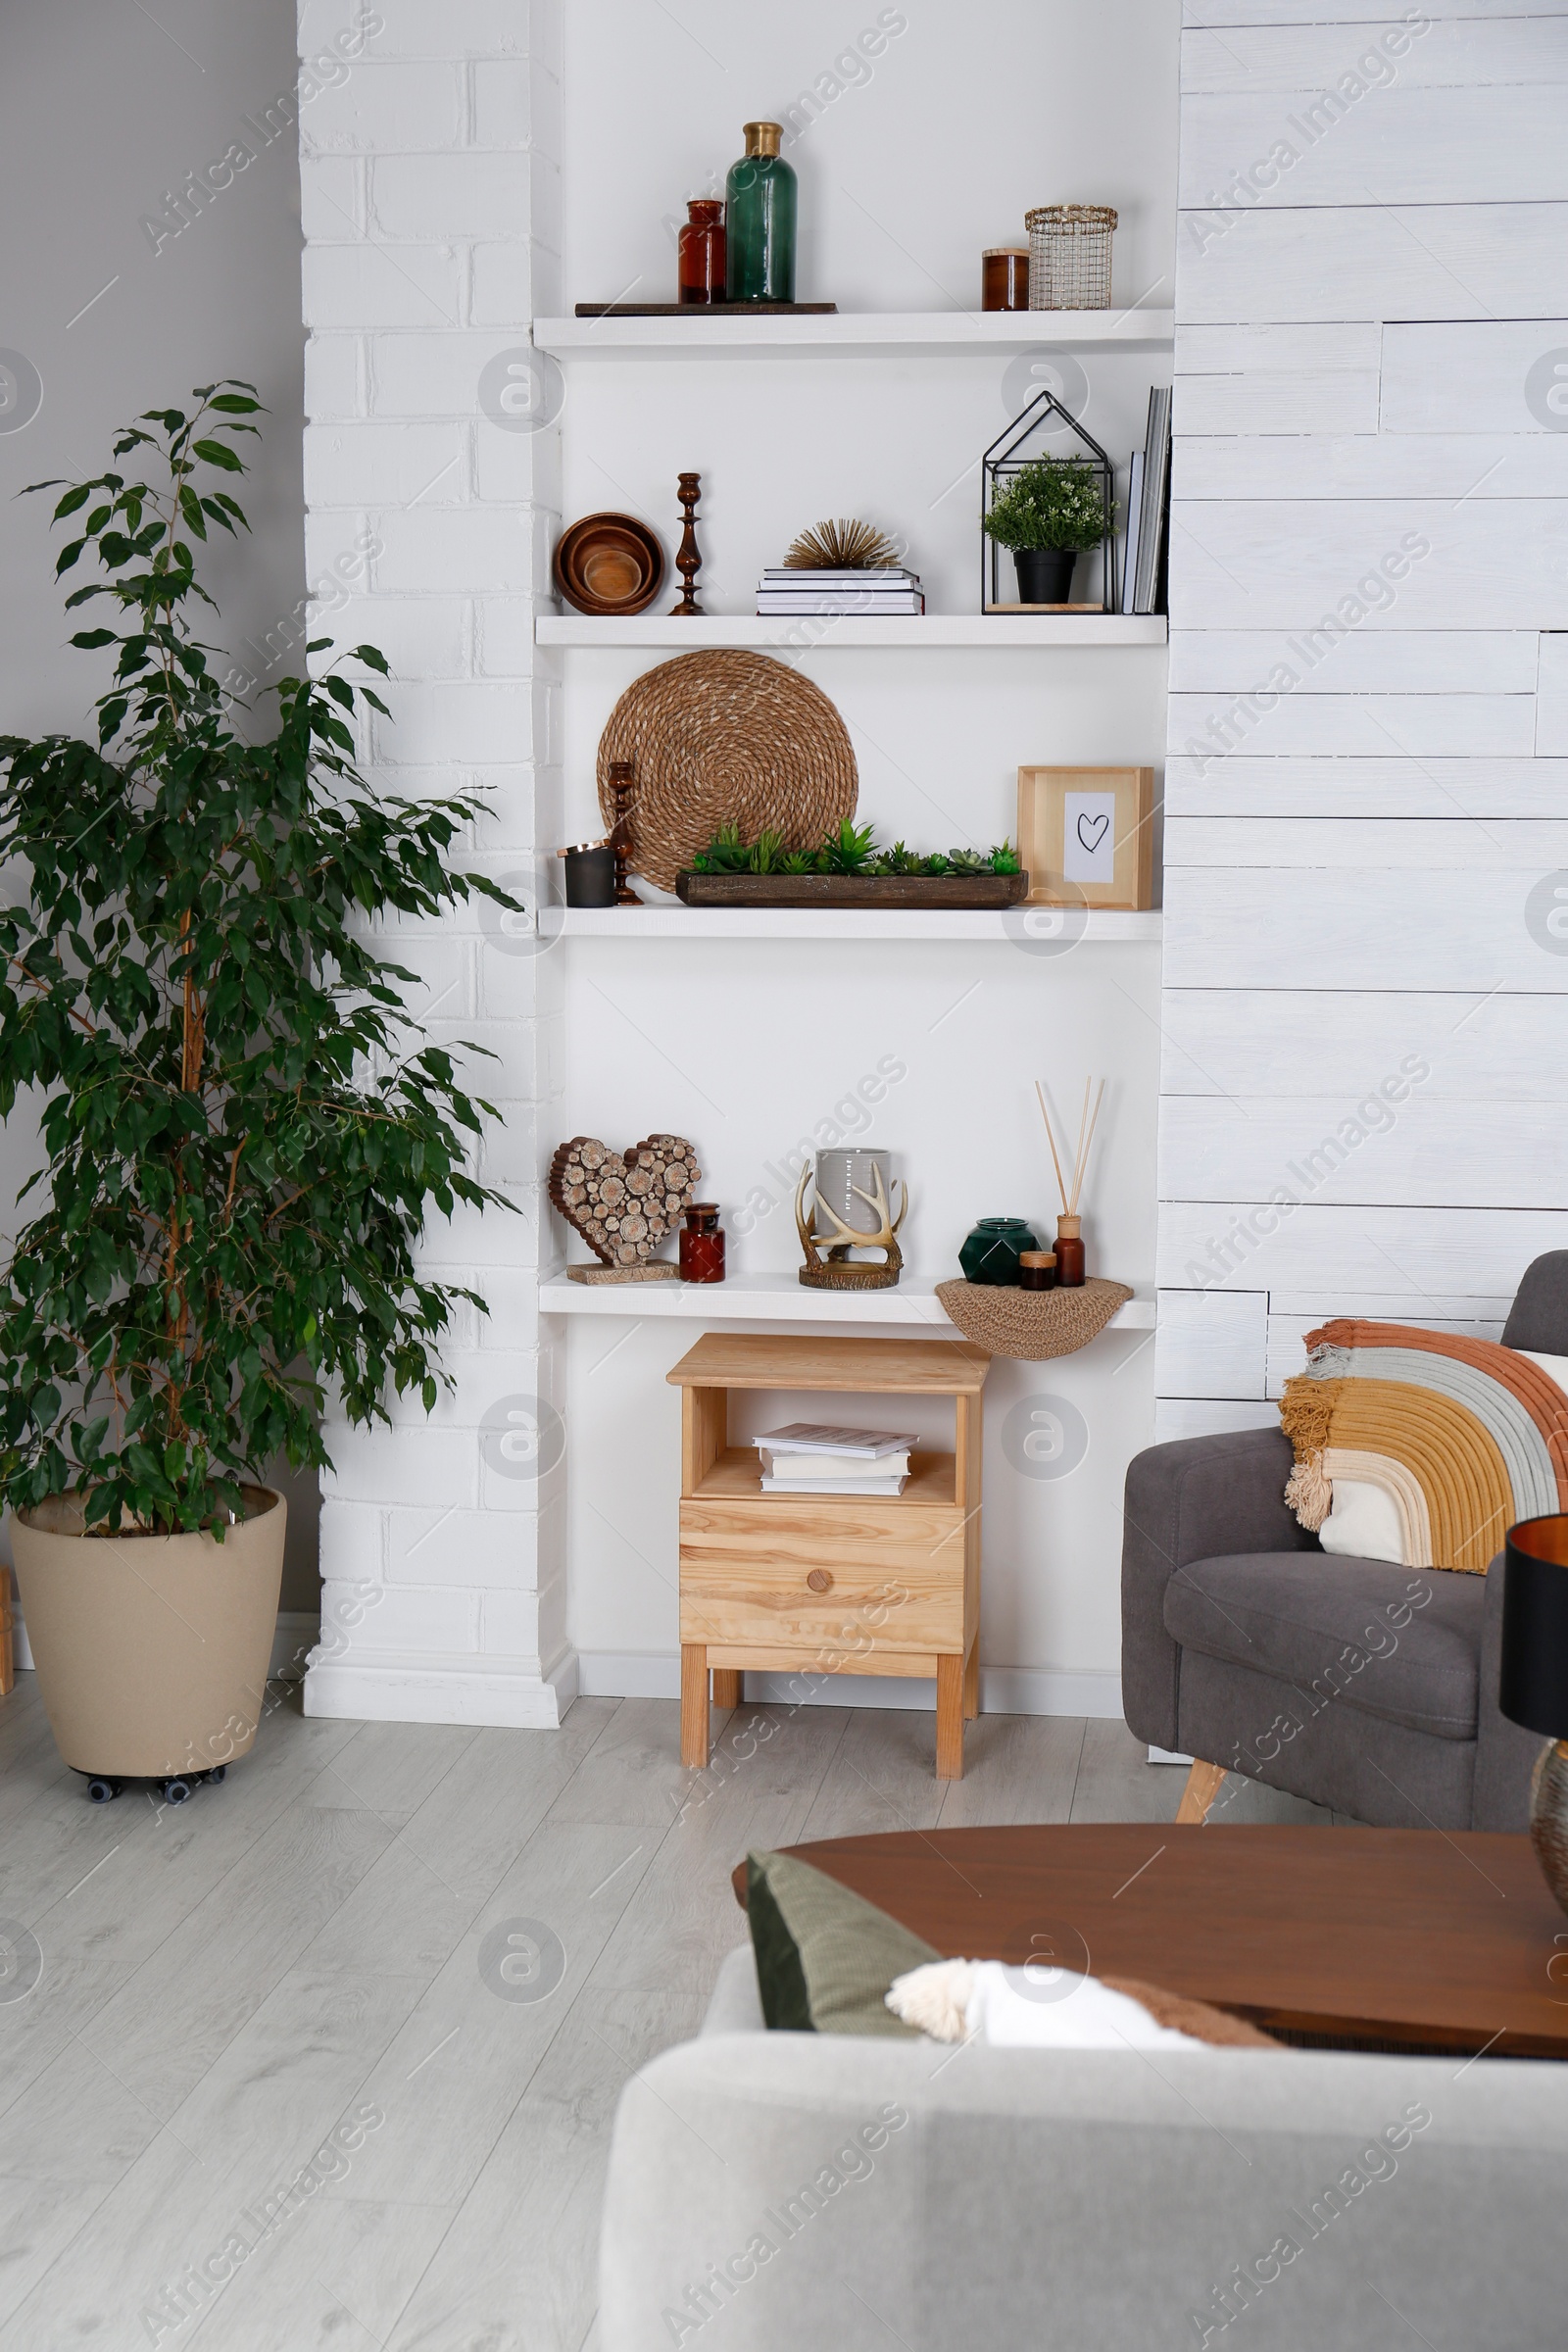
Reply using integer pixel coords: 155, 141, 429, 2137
982, 247, 1030, 311
1054, 1213, 1085, 1288
680, 1201, 726, 1283
678, 200, 726, 305
1018, 1250, 1056, 1292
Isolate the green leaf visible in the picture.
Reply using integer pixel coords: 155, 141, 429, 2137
53, 485, 91, 520
0, 381, 510, 1530
191, 438, 245, 473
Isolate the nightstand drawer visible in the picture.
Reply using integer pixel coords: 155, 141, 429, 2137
678, 1544, 965, 1654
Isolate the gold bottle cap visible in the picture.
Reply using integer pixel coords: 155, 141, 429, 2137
744, 121, 783, 157
1056, 1213, 1082, 1240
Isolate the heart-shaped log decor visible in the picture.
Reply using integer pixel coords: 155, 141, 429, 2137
548, 1134, 702, 1267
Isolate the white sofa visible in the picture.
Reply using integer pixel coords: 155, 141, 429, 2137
599, 1945, 1565, 2350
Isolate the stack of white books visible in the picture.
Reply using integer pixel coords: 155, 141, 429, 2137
753, 1422, 917, 1496
755, 567, 926, 616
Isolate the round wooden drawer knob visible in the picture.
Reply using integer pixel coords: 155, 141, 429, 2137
807, 1569, 833, 1594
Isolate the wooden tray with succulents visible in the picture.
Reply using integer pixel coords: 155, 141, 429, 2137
676, 820, 1028, 909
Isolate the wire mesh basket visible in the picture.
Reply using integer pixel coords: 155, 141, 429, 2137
1025, 205, 1117, 311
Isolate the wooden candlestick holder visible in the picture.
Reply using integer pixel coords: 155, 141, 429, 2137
670, 471, 704, 615
607, 760, 638, 905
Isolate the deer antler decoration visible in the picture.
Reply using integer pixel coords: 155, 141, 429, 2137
794, 1160, 907, 1291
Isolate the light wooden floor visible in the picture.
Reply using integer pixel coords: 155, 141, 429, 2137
0, 1671, 1328, 2351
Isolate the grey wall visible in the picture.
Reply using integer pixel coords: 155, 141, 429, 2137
0, 0, 318, 1607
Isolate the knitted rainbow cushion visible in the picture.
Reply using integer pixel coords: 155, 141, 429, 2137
1280, 1321, 1568, 1573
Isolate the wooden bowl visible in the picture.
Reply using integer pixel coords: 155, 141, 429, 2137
553, 514, 666, 615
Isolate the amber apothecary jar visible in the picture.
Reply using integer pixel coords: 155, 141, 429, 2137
678, 200, 726, 305
680, 1202, 726, 1283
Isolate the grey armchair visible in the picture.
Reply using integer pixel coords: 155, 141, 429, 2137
1120, 1253, 1568, 1831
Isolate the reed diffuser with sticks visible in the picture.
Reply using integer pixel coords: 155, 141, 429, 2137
1034, 1077, 1105, 1289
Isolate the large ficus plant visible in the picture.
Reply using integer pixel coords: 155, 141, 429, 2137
0, 382, 514, 1536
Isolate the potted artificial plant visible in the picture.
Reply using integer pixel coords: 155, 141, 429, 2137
983, 454, 1109, 605
0, 384, 513, 1802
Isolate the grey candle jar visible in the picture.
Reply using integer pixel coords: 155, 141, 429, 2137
812, 1150, 896, 1239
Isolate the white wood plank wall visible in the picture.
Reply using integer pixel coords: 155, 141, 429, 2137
1160, 5, 1568, 1434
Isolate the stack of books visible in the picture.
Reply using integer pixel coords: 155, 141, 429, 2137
1121, 385, 1172, 615
754, 1422, 917, 1496
756, 567, 926, 617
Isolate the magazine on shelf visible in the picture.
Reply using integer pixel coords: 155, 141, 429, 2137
1120, 448, 1144, 616
754, 1423, 917, 1457
760, 568, 920, 586
760, 1446, 912, 1481
759, 1472, 907, 1496
756, 595, 926, 614
1132, 386, 1172, 615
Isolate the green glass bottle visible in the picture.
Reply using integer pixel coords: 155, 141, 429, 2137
724, 121, 797, 304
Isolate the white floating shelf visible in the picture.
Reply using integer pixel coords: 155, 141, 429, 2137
536, 613, 1166, 650
534, 310, 1175, 356
540, 1271, 1156, 1331
546, 907, 1162, 944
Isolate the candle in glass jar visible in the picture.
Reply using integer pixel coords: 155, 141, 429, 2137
982, 247, 1030, 311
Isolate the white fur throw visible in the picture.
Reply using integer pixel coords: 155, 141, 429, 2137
886, 1959, 1204, 2050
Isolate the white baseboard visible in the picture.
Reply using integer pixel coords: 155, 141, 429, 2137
303, 1654, 564, 1728
1147, 1745, 1194, 1765
572, 1650, 1123, 1720
270, 1613, 319, 1680
575, 1649, 682, 1701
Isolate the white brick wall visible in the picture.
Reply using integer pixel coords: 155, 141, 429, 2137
299, 0, 568, 1729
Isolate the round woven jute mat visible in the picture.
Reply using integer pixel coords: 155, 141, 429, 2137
935, 1276, 1133, 1359
596, 650, 858, 892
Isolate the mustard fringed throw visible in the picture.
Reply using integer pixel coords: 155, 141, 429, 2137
1279, 1320, 1568, 1574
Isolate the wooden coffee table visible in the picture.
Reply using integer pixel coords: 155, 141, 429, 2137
736, 1825, 1568, 2058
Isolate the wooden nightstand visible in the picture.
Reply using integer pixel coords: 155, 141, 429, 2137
665, 1332, 991, 1779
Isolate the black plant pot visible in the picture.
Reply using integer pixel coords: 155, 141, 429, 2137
1013, 547, 1077, 605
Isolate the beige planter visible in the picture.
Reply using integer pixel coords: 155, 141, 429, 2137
11, 1487, 287, 1780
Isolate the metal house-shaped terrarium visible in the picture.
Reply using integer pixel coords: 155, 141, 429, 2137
981, 388, 1117, 615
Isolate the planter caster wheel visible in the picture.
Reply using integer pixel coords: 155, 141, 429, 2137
203, 1766, 226, 1787
85, 1776, 122, 1804
161, 1777, 194, 1805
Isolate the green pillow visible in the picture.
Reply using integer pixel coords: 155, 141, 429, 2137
746, 1849, 942, 2035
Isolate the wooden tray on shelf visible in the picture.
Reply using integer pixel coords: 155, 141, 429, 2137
675, 871, 1029, 909
573, 302, 839, 318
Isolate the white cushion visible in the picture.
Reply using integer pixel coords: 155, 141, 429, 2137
1317, 1477, 1405, 1563
886, 1959, 1201, 2050
970, 1963, 1203, 2050
1517, 1348, 1568, 1396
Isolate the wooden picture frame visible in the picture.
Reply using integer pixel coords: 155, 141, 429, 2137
1016, 764, 1155, 910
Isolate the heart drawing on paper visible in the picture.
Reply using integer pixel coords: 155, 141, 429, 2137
1077, 811, 1110, 855
548, 1134, 700, 1267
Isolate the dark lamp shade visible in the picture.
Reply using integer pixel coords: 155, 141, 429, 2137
1499, 1515, 1568, 1737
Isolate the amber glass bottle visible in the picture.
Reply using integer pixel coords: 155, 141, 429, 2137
678, 200, 725, 304
680, 1202, 726, 1283
1054, 1214, 1085, 1287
